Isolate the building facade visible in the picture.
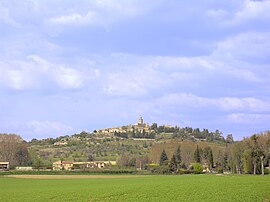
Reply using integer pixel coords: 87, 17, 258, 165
0, 162, 10, 170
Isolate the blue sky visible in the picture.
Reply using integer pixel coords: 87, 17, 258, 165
0, 0, 270, 140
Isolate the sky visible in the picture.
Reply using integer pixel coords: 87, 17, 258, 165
0, 0, 270, 141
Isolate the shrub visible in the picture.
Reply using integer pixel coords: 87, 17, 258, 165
217, 167, 223, 174
190, 163, 203, 174
178, 169, 194, 174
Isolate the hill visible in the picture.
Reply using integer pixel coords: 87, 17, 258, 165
28, 117, 233, 169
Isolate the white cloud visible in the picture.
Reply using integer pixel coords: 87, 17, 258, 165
155, 93, 270, 113
49, 11, 98, 25
26, 120, 73, 135
0, 55, 88, 90
207, 9, 229, 21
99, 45, 268, 97
227, 0, 270, 25
47, 0, 162, 27
227, 113, 270, 124
218, 97, 270, 112
102, 67, 164, 96
54, 66, 83, 89
212, 32, 270, 64
0, 3, 18, 26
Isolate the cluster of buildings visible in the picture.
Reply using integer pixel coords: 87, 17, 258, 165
97, 116, 153, 134
53, 160, 116, 170
0, 161, 116, 171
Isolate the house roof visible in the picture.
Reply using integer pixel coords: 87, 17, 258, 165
62, 161, 74, 164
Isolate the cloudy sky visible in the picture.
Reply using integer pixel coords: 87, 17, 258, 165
0, 0, 269, 140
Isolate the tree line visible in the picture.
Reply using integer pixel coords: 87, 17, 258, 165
146, 131, 270, 175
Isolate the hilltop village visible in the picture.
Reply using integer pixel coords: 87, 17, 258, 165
96, 116, 174, 139
97, 116, 153, 134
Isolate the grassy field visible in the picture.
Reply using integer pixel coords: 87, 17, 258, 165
0, 174, 269, 201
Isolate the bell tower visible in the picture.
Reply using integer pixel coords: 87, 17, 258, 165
138, 116, 143, 125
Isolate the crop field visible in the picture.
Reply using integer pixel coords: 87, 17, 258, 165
0, 174, 269, 201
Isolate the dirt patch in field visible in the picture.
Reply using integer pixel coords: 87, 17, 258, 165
5, 175, 143, 179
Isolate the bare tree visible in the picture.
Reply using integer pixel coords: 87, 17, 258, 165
0, 134, 29, 166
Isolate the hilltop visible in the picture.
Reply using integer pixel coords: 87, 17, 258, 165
28, 117, 233, 168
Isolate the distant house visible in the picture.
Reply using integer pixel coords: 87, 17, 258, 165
15, 167, 33, 171
0, 162, 10, 170
52, 160, 116, 171
54, 141, 68, 146
52, 160, 63, 170
53, 160, 74, 170
202, 164, 210, 173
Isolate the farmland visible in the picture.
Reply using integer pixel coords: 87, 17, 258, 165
0, 175, 269, 201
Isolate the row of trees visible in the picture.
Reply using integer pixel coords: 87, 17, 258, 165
114, 130, 155, 139
150, 123, 233, 143
194, 145, 214, 168
149, 131, 270, 175
228, 132, 270, 175
157, 146, 211, 174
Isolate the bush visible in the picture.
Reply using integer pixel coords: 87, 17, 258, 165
178, 169, 194, 174
217, 167, 223, 174
190, 163, 203, 174
147, 164, 170, 174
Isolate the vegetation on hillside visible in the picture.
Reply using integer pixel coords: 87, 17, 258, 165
0, 128, 269, 175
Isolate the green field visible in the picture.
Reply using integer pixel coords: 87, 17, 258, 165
0, 174, 269, 201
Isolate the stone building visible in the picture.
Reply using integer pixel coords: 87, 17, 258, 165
0, 162, 9, 170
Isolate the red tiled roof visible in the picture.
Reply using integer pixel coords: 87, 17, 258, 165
62, 161, 73, 164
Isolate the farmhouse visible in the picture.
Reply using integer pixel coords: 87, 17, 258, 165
53, 160, 116, 171
15, 167, 33, 171
0, 162, 10, 170
54, 141, 68, 146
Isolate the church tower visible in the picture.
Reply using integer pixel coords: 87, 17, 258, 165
138, 116, 143, 125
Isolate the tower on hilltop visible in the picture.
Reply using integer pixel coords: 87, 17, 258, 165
138, 116, 143, 125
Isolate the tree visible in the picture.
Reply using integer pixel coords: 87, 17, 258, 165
203, 147, 213, 169
169, 154, 177, 173
175, 146, 181, 167
136, 156, 149, 170
223, 150, 228, 171
194, 145, 201, 163
159, 149, 168, 166
88, 154, 94, 161
0, 134, 30, 166
257, 132, 270, 176
243, 149, 253, 174
230, 141, 245, 174
15, 143, 30, 166
117, 154, 136, 167
151, 123, 158, 130
249, 135, 261, 175
226, 134, 234, 143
